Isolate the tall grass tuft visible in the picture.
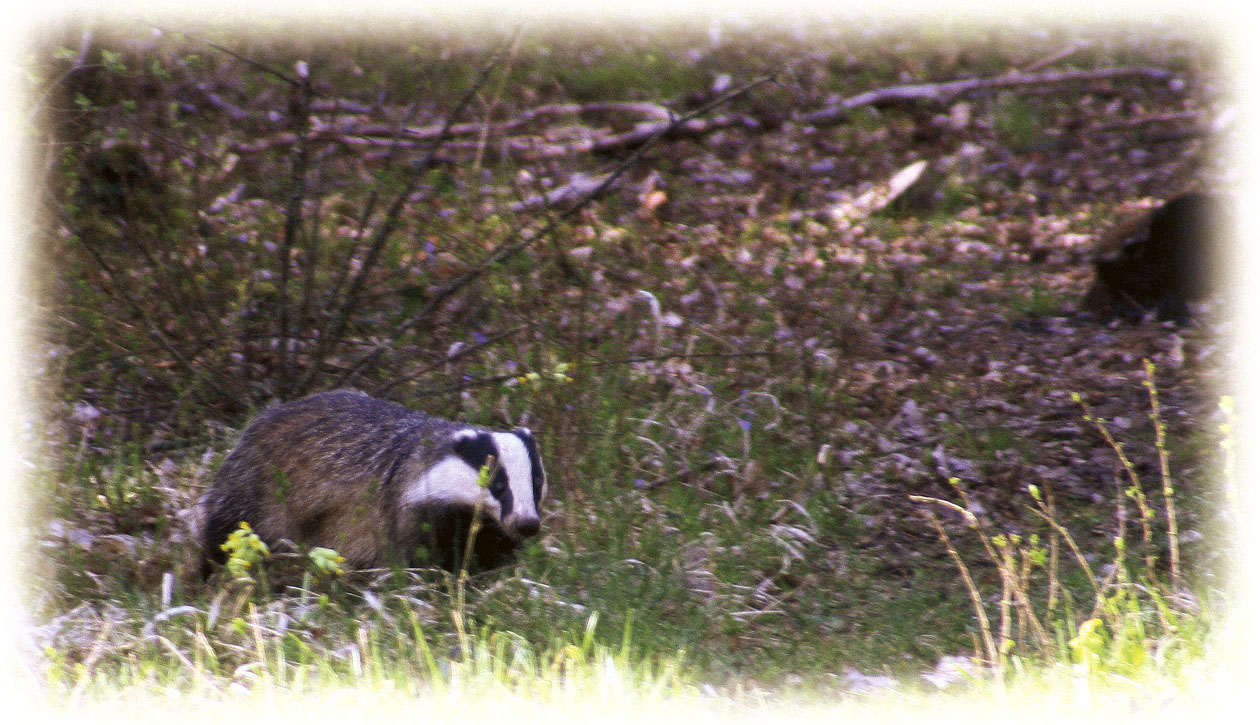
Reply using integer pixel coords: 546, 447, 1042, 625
910, 360, 1219, 685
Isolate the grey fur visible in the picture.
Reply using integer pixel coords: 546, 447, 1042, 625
200, 390, 545, 574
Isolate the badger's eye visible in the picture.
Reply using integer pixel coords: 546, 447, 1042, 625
489, 472, 508, 496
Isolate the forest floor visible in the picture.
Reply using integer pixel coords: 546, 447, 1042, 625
18, 14, 1241, 709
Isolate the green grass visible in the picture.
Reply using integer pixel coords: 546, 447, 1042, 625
21, 580, 1240, 718
993, 93, 1047, 153
25, 370, 1230, 702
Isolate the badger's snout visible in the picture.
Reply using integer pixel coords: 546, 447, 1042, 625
502, 513, 539, 539
514, 516, 541, 539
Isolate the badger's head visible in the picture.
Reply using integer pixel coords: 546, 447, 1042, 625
401, 427, 546, 542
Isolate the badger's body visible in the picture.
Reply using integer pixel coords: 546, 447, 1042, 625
200, 390, 545, 574
1084, 192, 1225, 324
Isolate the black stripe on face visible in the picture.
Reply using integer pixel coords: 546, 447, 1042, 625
514, 428, 545, 504
452, 431, 512, 515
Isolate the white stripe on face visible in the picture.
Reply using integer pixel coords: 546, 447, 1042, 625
490, 431, 538, 523
399, 455, 500, 516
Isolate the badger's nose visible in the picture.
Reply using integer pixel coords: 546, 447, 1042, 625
515, 517, 540, 538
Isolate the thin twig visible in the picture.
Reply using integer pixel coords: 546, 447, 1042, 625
200, 38, 298, 86
911, 503, 999, 669
336, 75, 775, 388
53, 212, 232, 402
589, 350, 777, 367
472, 34, 521, 172
298, 194, 326, 377
372, 324, 527, 397
914, 488, 1052, 654
1019, 42, 1088, 74
1076, 393, 1157, 574
974, 529, 1052, 653
276, 61, 314, 395
326, 99, 425, 311
294, 43, 511, 397
1143, 358, 1180, 589
1026, 502, 1102, 602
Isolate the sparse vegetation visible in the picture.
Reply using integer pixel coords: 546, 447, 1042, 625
19, 14, 1236, 715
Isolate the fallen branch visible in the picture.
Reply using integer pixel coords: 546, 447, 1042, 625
327, 100, 677, 141
324, 114, 763, 161
798, 65, 1175, 126
231, 101, 759, 160
222, 65, 1177, 166
533, 113, 763, 158
1092, 109, 1205, 132
508, 172, 610, 212
231, 101, 675, 153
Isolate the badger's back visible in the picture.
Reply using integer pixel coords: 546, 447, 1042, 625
203, 391, 449, 568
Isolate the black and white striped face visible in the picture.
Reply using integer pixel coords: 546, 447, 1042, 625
401, 428, 545, 539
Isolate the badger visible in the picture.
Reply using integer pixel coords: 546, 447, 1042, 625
200, 390, 545, 576
1083, 191, 1225, 324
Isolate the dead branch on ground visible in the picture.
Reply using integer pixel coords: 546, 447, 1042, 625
798, 66, 1174, 126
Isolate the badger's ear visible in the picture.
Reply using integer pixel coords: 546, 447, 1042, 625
451, 429, 496, 470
